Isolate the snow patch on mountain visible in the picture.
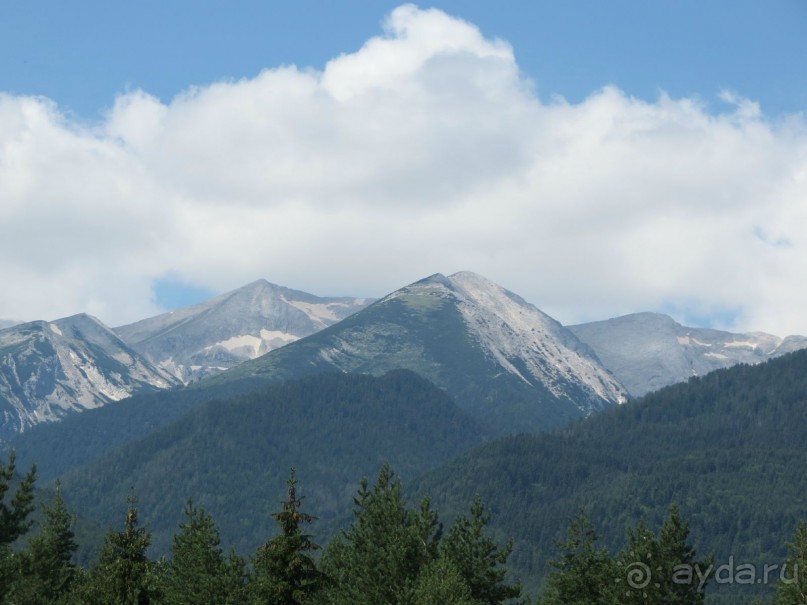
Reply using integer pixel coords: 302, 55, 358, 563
284, 298, 365, 328
115, 279, 373, 382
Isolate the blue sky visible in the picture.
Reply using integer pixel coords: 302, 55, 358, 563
4, 1, 805, 119
1, 2, 806, 333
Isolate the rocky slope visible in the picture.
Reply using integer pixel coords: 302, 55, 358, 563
569, 312, 807, 396
0, 314, 180, 438
115, 279, 372, 382
218, 272, 628, 434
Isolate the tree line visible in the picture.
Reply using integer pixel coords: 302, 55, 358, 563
414, 351, 807, 601
1, 452, 805, 604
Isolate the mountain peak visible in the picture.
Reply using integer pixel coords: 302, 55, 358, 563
115, 279, 373, 382
447, 270, 488, 282
235, 278, 278, 293
413, 273, 452, 287
569, 313, 807, 396
0, 313, 180, 437
223, 270, 627, 434
53, 312, 107, 328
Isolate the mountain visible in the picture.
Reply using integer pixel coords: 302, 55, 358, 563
56, 370, 486, 556
115, 279, 373, 382
0, 314, 181, 439
9, 271, 623, 483
0, 320, 21, 330
9, 374, 268, 484
414, 349, 807, 603
569, 312, 807, 396
216, 271, 627, 434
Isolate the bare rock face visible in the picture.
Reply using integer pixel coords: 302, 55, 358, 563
114, 280, 373, 383
221, 272, 627, 435
569, 312, 807, 396
0, 314, 180, 438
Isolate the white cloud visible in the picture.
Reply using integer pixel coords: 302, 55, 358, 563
0, 5, 805, 336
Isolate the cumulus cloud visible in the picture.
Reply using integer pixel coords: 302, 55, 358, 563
0, 4, 805, 335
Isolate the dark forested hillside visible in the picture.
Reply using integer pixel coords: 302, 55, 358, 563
414, 350, 807, 603
8, 377, 270, 482
55, 370, 485, 556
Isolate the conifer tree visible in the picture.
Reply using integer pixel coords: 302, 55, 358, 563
251, 469, 324, 605
412, 554, 481, 605
9, 483, 78, 604
616, 506, 710, 604
538, 508, 619, 605
89, 496, 161, 605
318, 463, 441, 605
165, 500, 246, 605
0, 451, 37, 546
655, 505, 711, 604
442, 495, 522, 604
773, 521, 807, 605
0, 451, 37, 603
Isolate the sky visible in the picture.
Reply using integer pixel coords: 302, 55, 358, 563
1, 1, 806, 335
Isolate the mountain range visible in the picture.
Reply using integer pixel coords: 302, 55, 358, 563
2, 271, 806, 440
11, 326, 807, 605
216, 271, 628, 434
4, 271, 807, 603
54, 370, 486, 556
0, 314, 179, 439
114, 279, 372, 382
569, 312, 807, 396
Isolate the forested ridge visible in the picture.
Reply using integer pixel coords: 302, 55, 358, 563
415, 349, 807, 603
2, 456, 806, 604
2, 454, 527, 604
55, 371, 486, 556
3, 350, 805, 603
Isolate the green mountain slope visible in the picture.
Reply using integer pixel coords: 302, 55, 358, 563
213, 272, 626, 435
9, 271, 625, 481
56, 370, 485, 556
413, 349, 807, 603
9, 376, 267, 483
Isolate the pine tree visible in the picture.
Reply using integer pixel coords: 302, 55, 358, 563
9, 483, 79, 604
615, 506, 711, 605
89, 496, 162, 605
251, 469, 324, 605
0, 451, 37, 545
412, 554, 481, 605
318, 464, 442, 605
539, 508, 619, 605
442, 495, 522, 604
0, 450, 37, 603
773, 521, 807, 605
165, 500, 246, 605
655, 505, 711, 604
616, 519, 659, 605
